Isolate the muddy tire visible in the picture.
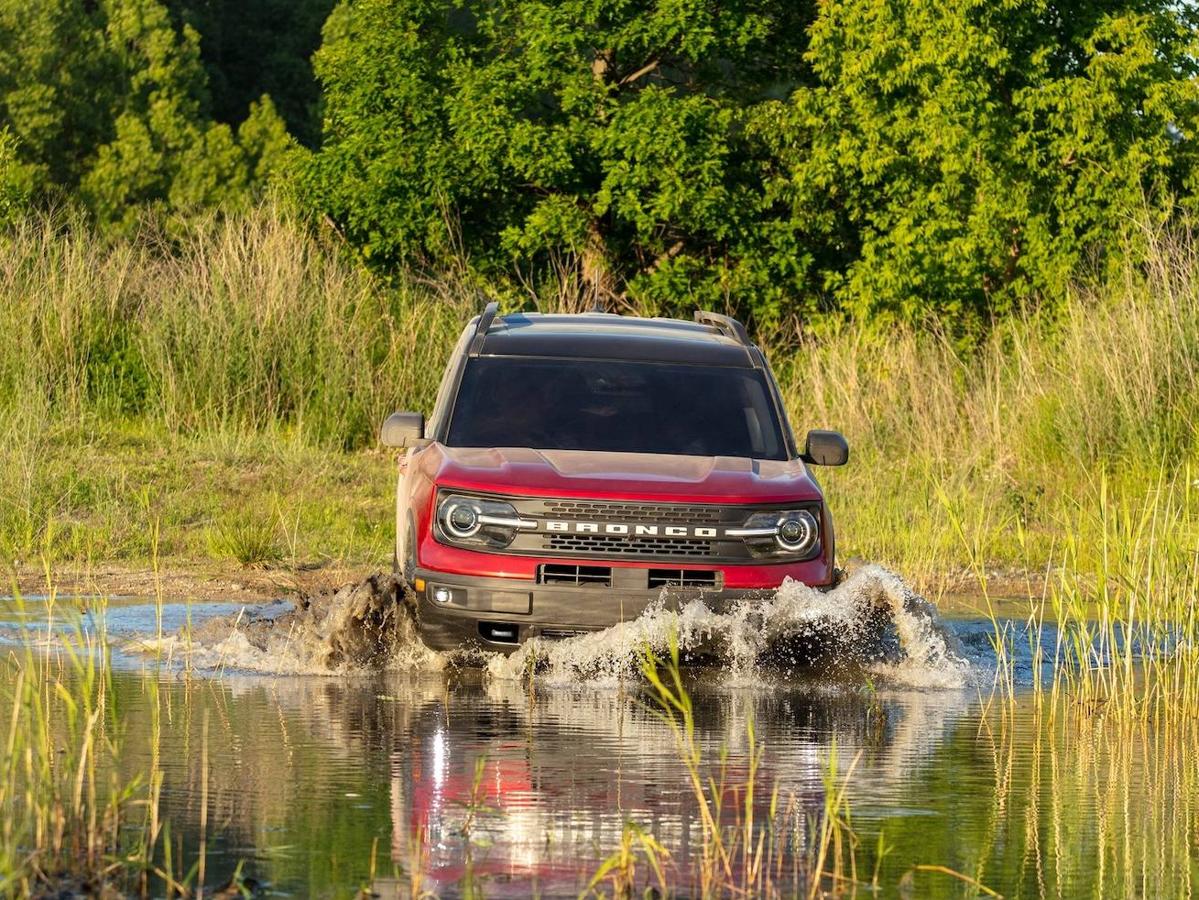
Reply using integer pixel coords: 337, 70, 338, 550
402, 529, 417, 586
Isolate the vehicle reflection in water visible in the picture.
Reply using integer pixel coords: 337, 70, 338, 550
89, 660, 973, 897
389, 677, 969, 897
13, 615, 1198, 899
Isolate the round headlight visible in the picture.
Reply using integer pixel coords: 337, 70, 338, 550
776, 510, 818, 553
443, 499, 481, 538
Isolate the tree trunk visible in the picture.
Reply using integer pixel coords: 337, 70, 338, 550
581, 217, 617, 310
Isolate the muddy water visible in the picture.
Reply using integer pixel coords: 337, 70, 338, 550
2, 574, 1196, 898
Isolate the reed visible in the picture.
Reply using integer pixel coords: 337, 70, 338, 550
0, 208, 469, 450
629, 635, 877, 899
774, 219, 1199, 587
0, 585, 157, 895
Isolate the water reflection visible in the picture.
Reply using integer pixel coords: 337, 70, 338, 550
387, 676, 971, 897
104, 667, 976, 897
7, 595, 1198, 898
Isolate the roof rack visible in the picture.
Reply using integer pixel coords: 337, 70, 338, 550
694, 310, 751, 346
468, 300, 500, 356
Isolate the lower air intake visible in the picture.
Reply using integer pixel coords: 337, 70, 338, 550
538, 564, 612, 586
648, 569, 721, 589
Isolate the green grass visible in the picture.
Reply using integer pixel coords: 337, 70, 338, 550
773, 221, 1199, 591
206, 513, 283, 567
0, 414, 395, 572
0, 590, 155, 896
0, 208, 467, 451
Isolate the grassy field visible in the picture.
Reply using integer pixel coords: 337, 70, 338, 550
2, 209, 1197, 596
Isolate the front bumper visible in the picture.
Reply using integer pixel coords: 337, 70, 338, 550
413, 566, 800, 652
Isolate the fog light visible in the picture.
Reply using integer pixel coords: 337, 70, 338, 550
432, 586, 453, 604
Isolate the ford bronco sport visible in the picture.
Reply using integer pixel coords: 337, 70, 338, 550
381, 304, 849, 651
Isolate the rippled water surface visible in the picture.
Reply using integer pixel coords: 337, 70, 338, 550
1, 580, 1195, 898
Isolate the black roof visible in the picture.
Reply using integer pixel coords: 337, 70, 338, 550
472, 312, 760, 367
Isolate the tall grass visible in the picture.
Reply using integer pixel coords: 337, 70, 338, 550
628, 635, 877, 899
0, 209, 470, 449
0, 588, 156, 895
776, 221, 1199, 582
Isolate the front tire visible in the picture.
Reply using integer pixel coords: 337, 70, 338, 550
402, 528, 417, 585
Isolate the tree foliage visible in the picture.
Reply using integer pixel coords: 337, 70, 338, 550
0, 0, 1196, 327
166, 0, 336, 146
305, 0, 817, 324
307, 0, 1199, 328
0, 0, 292, 228
0, 128, 36, 226
766, 0, 1199, 325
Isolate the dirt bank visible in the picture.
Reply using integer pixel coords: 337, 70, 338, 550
8, 560, 365, 604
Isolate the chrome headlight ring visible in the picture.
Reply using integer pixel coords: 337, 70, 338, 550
442, 498, 482, 539
435, 492, 536, 549
727, 507, 822, 559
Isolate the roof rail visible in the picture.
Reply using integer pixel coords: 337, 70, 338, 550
468, 300, 500, 356
694, 309, 751, 347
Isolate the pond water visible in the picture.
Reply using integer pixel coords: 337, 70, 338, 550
1, 574, 1196, 898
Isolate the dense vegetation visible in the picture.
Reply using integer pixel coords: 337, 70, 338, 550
0, 0, 1196, 330
307, 0, 1199, 328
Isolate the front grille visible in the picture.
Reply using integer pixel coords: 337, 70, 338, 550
547, 534, 713, 557
648, 569, 720, 588
538, 564, 612, 586
542, 500, 723, 525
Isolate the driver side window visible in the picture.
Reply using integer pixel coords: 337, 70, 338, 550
426, 325, 473, 442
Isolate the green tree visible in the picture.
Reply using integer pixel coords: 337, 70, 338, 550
0, 0, 292, 229
82, 0, 293, 228
764, 0, 1199, 327
167, 0, 337, 147
307, 0, 1199, 330
306, 0, 817, 324
0, 0, 112, 191
0, 128, 37, 225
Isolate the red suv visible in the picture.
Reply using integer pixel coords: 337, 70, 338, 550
381, 305, 849, 651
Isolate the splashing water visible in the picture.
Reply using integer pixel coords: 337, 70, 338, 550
487, 565, 971, 688
127, 565, 969, 686
129, 574, 443, 675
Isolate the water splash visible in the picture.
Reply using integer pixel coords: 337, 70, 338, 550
486, 565, 971, 688
125, 566, 969, 686
128, 574, 444, 675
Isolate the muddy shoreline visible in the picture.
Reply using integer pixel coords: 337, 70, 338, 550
9, 559, 1044, 614
8, 561, 364, 604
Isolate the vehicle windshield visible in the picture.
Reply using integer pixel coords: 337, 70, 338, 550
445, 357, 789, 460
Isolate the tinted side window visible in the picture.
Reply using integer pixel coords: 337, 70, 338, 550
426, 325, 473, 441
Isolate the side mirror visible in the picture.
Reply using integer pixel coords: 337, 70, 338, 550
802, 429, 849, 466
381, 411, 425, 448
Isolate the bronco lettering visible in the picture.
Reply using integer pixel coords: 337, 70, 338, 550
540, 520, 722, 538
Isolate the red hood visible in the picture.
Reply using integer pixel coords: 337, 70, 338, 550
420, 445, 822, 504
